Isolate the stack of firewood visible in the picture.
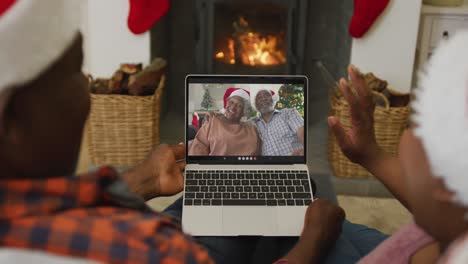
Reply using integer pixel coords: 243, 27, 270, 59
89, 58, 166, 96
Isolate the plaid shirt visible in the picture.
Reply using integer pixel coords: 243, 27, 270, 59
252, 109, 304, 156
0, 167, 213, 264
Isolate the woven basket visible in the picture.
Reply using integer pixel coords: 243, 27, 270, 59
328, 91, 410, 178
86, 75, 165, 168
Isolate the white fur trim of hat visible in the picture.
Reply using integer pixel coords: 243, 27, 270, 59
229, 88, 250, 102
413, 30, 468, 207
0, 0, 81, 93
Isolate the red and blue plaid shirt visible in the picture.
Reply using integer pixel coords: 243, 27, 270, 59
0, 167, 213, 264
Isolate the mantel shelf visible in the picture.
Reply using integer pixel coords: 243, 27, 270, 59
422, 4, 468, 15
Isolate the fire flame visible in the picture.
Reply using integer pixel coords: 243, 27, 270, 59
215, 17, 286, 66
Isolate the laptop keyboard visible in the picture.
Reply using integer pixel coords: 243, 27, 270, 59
184, 170, 312, 206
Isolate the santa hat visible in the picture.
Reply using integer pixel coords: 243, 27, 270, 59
127, 0, 170, 34
0, 0, 81, 93
413, 30, 468, 207
223, 87, 251, 108
251, 89, 279, 111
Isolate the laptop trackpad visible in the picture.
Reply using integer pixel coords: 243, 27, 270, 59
222, 207, 278, 236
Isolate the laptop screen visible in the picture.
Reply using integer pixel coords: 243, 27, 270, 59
186, 75, 307, 164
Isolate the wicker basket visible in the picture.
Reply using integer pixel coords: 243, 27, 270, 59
328, 91, 410, 178
86, 75, 165, 168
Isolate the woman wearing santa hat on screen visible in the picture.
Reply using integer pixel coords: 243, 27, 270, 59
189, 88, 261, 156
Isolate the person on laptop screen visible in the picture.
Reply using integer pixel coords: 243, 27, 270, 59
188, 88, 261, 156
252, 89, 305, 156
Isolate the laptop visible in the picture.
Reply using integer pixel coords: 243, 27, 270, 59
183, 75, 313, 236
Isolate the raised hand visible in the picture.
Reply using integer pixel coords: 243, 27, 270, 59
328, 65, 381, 166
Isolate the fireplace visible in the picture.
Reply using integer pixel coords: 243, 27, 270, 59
195, 0, 307, 74
151, 1, 353, 125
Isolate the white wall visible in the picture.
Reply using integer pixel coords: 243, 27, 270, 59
188, 84, 283, 113
350, 0, 422, 93
80, 0, 150, 78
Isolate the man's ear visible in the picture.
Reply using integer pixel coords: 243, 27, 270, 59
432, 177, 455, 203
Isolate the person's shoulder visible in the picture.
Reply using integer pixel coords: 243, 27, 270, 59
276, 108, 292, 117
278, 108, 295, 114
245, 120, 257, 128
203, 112, 222, 127
248, 117, 259, 124
211, 113, 222, 122
278, 108, 301, 117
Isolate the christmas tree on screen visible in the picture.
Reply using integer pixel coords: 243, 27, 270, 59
201, 88, 214, 110
276, 84, 304, 116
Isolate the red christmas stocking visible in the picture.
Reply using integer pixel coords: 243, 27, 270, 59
349, 0, 390, 38
127, 0, 170, 35
0, 0, 15, 17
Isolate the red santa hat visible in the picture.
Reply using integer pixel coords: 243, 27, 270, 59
223, 87, 251, 108
413, 30, 468, 207
0, 0, 81, 93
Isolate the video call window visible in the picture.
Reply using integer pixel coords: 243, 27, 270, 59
187, 83, 305, 157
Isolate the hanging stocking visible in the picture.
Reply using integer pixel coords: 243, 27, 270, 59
127, 0, 170, 35
349, 0, 390, 38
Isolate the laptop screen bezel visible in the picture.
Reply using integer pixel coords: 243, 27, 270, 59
185, 74, 308, 165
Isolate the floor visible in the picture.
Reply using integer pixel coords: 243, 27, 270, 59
77, 111, 413, 235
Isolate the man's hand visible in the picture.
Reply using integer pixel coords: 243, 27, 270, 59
283, 199, 345, 263
122, 144, 186, 201
301, 199, 345, 247
328, 64, 382, 166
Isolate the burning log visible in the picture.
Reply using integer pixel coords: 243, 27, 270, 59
215, 16, 286, 66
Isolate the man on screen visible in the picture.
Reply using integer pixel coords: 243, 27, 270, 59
252, 89, 304, 156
